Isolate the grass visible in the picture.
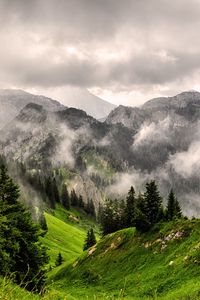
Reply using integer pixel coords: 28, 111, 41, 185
2, 207, 200, 300
49, 219, 200, 299
41, 204, 100, 267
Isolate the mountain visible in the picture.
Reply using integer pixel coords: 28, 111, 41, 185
0, 102, 134, 208
2, 90, 200, 215
0, 89, 65, 129
48, 87, 116, 120
106, 91, 200, 130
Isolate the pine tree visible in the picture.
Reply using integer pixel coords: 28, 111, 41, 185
175, 199, 182, 218
99, 199, 119, 235
83, 228, 96, 251
125, 186, 136, 227
143, 181, 163, 226
61, 183, 70, 210
78, 195, 84, 208
55, 252, 64, 266
52, 177, 60, 203
166, 189, 176, 220
45, 176, 55, 209
0, 165, 49, 292
134, 192, 150, 232
70, 189, 78, 206
166, 189, 182, 220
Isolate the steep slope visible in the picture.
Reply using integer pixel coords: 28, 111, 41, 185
0, 89, 65, 129
0, 103, 134, 208
50, 219, 200, 299
42, 213, 85, 265
2, 91, 200, 215
105, 91, 200, 214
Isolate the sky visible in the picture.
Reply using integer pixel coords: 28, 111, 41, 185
1, 0, 200, 106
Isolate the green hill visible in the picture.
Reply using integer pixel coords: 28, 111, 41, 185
50, 218, 200, 299
41, 205, 99, 266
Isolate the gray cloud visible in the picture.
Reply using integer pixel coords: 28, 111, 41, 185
1, 0, 200, 103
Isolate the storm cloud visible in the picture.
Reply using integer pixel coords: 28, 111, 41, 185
1, 0, 200, 104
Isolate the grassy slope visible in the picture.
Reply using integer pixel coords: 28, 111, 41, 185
50, 219, 200, 300
0, 206, 97, 300
42, 205, 99, 266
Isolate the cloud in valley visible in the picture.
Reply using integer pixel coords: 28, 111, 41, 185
168, 141, 200, 178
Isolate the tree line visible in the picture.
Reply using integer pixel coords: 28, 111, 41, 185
99, 181, 182, 235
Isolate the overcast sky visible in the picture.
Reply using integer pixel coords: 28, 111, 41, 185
1, 0, 200, 106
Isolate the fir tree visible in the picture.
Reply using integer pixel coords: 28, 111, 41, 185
166, 189, 176, 220
55, 252, 64, 266
45, 176, 55, 209
70, 189, 78, 206
166, 189, 182, 220
83, 228, 96, 251
78, 195, 84, 208
0, 165, 49, 292
134, 192, 150, 232
61, 183, 70, 210
99, 199, 119, 235
125, 186, 136, 227
143, 181, 163, 226
175, 198, 182, 218
52, 177, 60, 203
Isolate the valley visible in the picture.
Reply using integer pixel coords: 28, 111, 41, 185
1, 90, 200, 299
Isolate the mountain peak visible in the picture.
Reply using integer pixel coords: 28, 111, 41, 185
16, 102, 47, 123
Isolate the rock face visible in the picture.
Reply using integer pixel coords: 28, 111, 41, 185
0, 89, 65, 129
106, 91, 200, 130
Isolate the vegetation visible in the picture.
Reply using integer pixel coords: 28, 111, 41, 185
50, 219, 200, 299
0, 158, 199, 300
100, 181, 182, 235
55, 253, 64, 267
83, 228, 97, 251
0, 165, 48, 292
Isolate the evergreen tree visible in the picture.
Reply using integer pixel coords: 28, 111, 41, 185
99, 199, 119, 235
45, 176, 55, 209
0, 165, 49, 292
125, 186, 136, 227
55, 252, 64, 266
166, 189, 182, 220
52, 177, 60, 203
83, 228, 96, 251
78, 195, 84, 208
175, 198, 182, 218
70, 189, 78, 206
134, 192, 150, 232
61, 183, 70, 210
85, 199, 96, 217
166, 189, 176, 220
143, 181, 163, 226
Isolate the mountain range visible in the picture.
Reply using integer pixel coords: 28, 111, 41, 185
1, 89, 200, 215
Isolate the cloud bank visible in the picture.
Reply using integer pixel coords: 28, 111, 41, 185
1, 0, 200, 104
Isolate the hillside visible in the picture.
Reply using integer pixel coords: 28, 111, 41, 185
42, 206, 99, 265
50, 219, 200, 299
0, 89, 65, 129
0, 204, 98, 300
2, 90, 200, 215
